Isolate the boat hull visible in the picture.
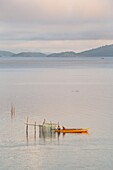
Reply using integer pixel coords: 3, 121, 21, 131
55, 128, 89, 133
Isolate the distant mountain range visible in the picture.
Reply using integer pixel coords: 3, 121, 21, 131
0, 44, 113, 57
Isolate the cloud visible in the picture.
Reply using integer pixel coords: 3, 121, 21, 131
0, 0, 112, 23
1, 21, 113, 42
0, 0, 113, 52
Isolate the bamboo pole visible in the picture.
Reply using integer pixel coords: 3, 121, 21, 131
34, 121, 36, 139
26, 117, 29, 137
11, 103, 16, 119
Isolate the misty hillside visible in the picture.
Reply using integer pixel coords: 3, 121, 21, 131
0, 51, 15, 57
77, 44, 113, 57
47, 44, 113, 57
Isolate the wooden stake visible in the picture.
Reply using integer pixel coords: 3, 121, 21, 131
34, 121, 36, 139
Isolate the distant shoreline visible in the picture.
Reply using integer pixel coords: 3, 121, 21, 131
0, 44, 113, 58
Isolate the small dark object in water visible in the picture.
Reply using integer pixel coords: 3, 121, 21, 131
72, 90, 79, 92
76, 90, 79, 92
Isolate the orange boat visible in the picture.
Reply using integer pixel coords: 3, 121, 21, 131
55, 128, 89, 133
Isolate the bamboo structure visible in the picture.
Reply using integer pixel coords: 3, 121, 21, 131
25, 117, 38, 139
25, 119, 57, 139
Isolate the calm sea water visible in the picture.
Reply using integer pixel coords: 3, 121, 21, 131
0, 57, 113, 170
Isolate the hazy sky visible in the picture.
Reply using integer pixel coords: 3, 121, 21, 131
0, 0, 113, 52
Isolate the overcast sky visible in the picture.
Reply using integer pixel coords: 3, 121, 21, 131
0, 0, 113, 53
